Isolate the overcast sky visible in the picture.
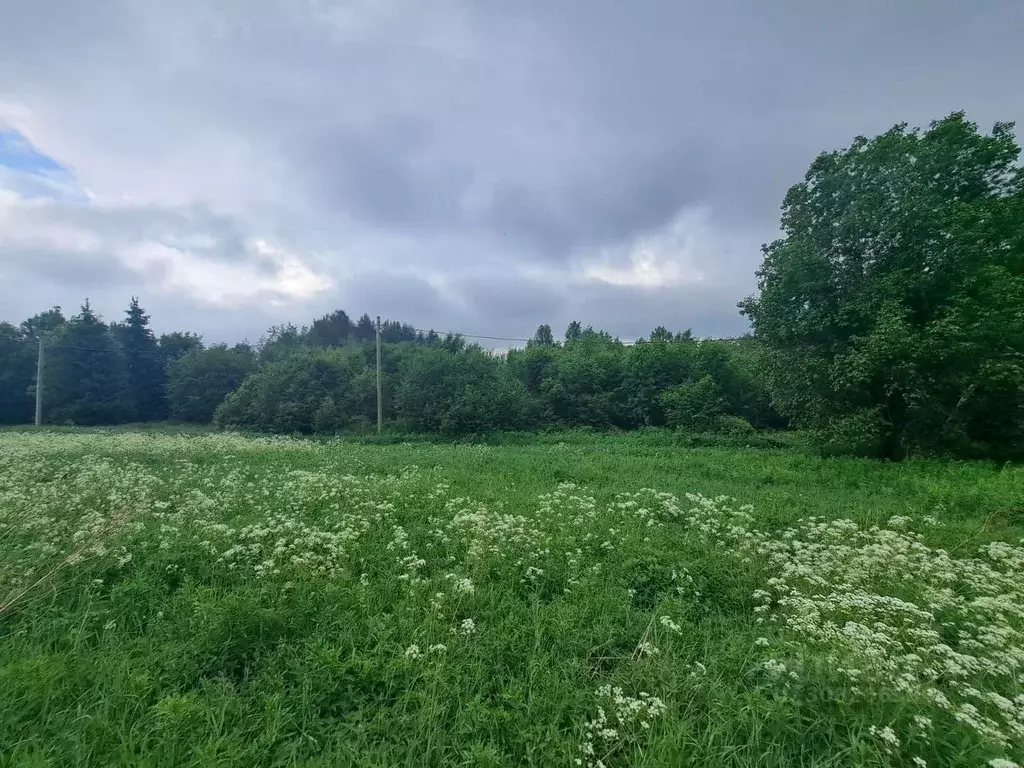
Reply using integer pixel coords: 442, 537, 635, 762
1, 0, 1021, 344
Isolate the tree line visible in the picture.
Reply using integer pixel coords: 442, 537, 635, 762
1, 112, 1021, 460
0, 301, 782, 437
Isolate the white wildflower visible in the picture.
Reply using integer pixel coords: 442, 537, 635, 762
404, 644, 422, 660
635, 641, 659, 658
868, 725, 900, 750
659, 615, 682, 634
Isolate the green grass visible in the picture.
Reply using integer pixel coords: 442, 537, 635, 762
1, 429, 1022, 767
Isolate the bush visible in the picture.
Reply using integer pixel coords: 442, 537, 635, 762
812, 409, 890, 458
716, 414, 755, 437
660, 375, 726, 432
215, 348, 364, 433
166, 345, 256, 423
396, 347, 539, 435
312, 396, 342, 435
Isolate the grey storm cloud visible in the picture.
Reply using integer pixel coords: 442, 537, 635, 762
0, 0, 1022, 343
2, 246, 137, 291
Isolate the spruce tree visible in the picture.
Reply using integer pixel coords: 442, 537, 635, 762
0, 323, 35, 424
46, 301, 134, 425
114, 297, 166, 420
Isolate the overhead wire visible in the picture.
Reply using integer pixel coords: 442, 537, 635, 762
42, 340, 235, 354
408, 326, 716, 346
44, 344, 176, 355
409, 327, 533, 344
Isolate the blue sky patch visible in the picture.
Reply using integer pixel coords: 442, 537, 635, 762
0, 129, 87, 202
0, 130, 65, 173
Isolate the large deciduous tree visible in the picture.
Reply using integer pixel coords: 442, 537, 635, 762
0, 307, 65, 424
741, 113, 1024, 459
564, 321, 583, 343
21, 306, 66, 341
622, 339, 693, 427
353, 314, 376, 343
528, 324, 556, 347
166, 344, 256, 423
305, 310, 353, 348
395, 346, 537, 435
158, 332, 204, 367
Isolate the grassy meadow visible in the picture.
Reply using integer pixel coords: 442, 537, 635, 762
1, 429, 1023, 767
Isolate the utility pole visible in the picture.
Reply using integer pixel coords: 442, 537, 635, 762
375, 315, 383, 436
34, 337, 44, 427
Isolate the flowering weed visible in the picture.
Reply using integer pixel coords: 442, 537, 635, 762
0, 429, 1021, 766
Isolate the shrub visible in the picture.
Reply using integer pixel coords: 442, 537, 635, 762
660, 375, 726, 432
215, 348, 362, 433
166, 345, 256, 423
396, 347, 538, 435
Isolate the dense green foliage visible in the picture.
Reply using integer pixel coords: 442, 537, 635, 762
1, 111, 1022, 459
45, 303, 135, 426
660, 375, 725, 432
396, 345, 538, 434
0, 297, 776, 439
2, 429, 1023, 766
0, 307, 65, 424
158, 331, 204, 365
210, 329, 778, 436
166, 345, 257, 423
741, 112, 1024, 460
0, 322, 36, 424
112, 298, 167, 421
215, 347, 374, 434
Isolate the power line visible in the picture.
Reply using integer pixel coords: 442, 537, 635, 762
44, 341, 237, 355
45, 344, 168, 355
410, 327, 533, 344
47, 344, 129, 353
408, 326, 721, 346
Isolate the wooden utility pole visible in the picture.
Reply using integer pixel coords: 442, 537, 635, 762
34, 337, 44, 427
375, 316, 383, 435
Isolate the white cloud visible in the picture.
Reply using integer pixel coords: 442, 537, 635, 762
0, 100, 36, 137
576, 207, 739, 288
0, 189, 332, 309
124, 238, 332, 308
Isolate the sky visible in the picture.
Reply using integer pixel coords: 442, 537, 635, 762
1, 0, 1022, 345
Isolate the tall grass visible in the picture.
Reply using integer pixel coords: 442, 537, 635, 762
0, 430, 1021, 766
